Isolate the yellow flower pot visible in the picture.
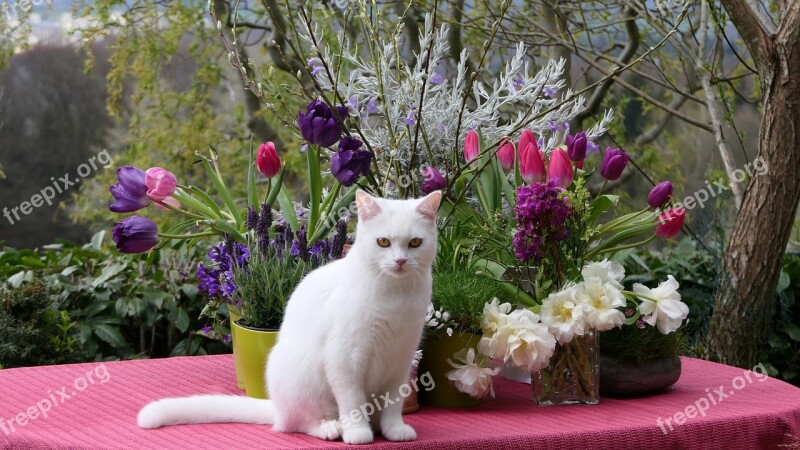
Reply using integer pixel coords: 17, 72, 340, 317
229, 310, 246, 390
231, 320, 278, 399
418, 330, 482, 408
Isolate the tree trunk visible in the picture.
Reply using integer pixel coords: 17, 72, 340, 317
707, 2, 800, 368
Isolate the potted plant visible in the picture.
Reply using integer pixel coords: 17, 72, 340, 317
418, 269, 506, 408
599, 322, 688, 397
228, 204, 347, 399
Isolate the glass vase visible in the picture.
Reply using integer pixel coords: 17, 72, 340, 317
531, 330, 599, 405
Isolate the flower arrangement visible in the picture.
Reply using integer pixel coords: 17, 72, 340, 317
432, 123, 689, 403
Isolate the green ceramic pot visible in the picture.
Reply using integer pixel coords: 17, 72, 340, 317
231, 320, 279, 399
418, 330, 482, 408
229, 310, 245, 390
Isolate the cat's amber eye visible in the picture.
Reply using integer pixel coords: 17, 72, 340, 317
409, 238, 423, 248
377, 238, 391, 248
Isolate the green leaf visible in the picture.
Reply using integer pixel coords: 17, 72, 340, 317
776, 270, 791, 294
784, 323, 800, 342
588, 195, 619, 222
92, 263, 126, 288
201, 157, 241, 229
89, 230, 106, 252
173, 308, 190, 333
277, 186, 299, 232
93, 324, 127, 348
247, 138, 258, 209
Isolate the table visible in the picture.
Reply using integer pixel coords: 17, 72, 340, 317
1, 355, 799, 449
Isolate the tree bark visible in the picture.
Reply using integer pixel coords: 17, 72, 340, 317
707, 2, 800, 368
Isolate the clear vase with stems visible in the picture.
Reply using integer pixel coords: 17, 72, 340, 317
531, 330, 599, 405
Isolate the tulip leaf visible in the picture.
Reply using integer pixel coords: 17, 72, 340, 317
277, 186, 299, 233
173, 188, 222, 222
588, 195, 619, 223
310, 184, 356, 244
188, 186, 225, 220
201, 157, 241, 230
264, 169, 285, 209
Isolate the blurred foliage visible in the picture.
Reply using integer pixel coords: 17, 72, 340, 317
0, 280, 81, 368
0, 231, 224, 366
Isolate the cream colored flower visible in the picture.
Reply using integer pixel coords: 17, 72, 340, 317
446, 348, 500, 399
634, 275, 688, 334
581, 259, 626, 290
504, 309, 557, 371
481, 298, 512, 335
575, 278, 626, 331
540, 286, 586, 344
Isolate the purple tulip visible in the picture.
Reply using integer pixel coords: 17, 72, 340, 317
600, 147, 629, 181
297, 100, 348, 148
648, 181, 673, 209
109, 166, 151, 213
331, 137, 373, 187
566, 132, 587, 162
421, 167, 446, 194
112, 216, 158, 253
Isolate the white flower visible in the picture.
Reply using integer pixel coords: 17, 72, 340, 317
478, 307, 556, 372
503, 309, 556, 371
480, 298, 512, 335
540, 286, 586, 344
446, 348, 500, 399
634, 275, 688, 334
581, 259, 625, 290
574, 278, 626, 331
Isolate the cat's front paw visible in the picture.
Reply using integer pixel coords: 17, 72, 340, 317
342, 426, 374, 445
382, 424, 416, 442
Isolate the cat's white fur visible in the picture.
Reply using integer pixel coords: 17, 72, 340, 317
137, 190, 441, 444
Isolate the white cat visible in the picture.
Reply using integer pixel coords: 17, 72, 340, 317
137, 190, 442, 444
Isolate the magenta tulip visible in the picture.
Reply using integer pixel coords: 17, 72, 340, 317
464, 130, 479, 162
648, 181, 673, 209
497, 138, 516, 173
421, 166, 446, 194
655, 208, 685, 238
566, 132, 588, 162
256, 141, 281, 179
144, 167, 177, 202
548, 148, 574, 188
519, 140, 546, 184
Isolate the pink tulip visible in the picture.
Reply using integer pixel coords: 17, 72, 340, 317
464, 130, 479, 162
519, 140, 546, 183
256, 141, 281, 178
548, 148, 574, 188
655, 208, 685, 238
518, 129, 535, 158
497, 138, 516, 173
145, 167, 177, 202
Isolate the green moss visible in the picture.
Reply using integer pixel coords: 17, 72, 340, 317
600, 325, 689, 364
431, 270, 508, 332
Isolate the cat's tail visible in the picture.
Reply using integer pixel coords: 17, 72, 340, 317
137, 395, 274, 429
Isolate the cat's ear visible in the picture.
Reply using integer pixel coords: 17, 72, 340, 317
356, 190, 382, 221
416, 191, 442, 221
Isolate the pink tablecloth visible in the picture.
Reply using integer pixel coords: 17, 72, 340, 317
1, 355, 799, 449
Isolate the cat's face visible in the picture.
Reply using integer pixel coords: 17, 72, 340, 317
353, 190, 441, 279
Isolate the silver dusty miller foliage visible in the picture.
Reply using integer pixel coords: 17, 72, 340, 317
298, 6, 614, 193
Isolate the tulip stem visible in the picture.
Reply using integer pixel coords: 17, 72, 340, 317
155, 201, 206, 220
591, 234, 656, 256
158, 231, 218, 239
598, 179, 608, 196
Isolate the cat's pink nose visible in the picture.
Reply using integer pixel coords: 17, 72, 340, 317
395, 258, 407, 268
